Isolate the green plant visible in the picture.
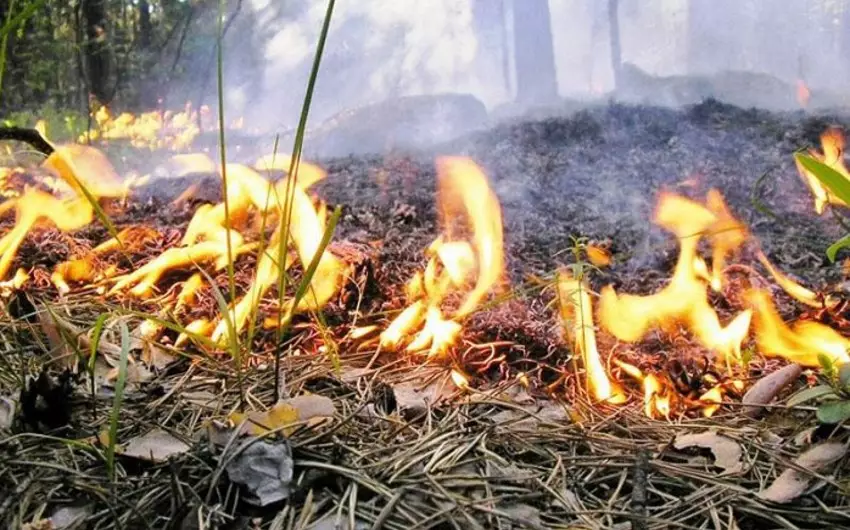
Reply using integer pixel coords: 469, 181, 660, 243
795, 153, 850, 261
788, 354, 850, 424
105, 321, 130, 482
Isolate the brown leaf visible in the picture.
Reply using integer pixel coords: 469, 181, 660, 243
122, 429, 190, 463
742, 364, 803, 418
673, 431, 744, 475
38, 310, 76, 369
393, 380, 453, 412
230, 394, 335, 437
758, 442, 847, 503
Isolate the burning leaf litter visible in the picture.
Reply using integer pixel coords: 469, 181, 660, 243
4, 102, 850, 527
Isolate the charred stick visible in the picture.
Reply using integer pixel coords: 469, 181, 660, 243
0, 127, 54, 155
630, 449, 649, 530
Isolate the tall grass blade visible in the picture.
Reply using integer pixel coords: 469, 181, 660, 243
274, 0, 336, 397
215, 0, 237, 320
274, 206, 341, 400
106, 321, 130, 482
0, 0, 45, 98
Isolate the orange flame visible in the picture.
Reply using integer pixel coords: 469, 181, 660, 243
379, 157, 504, 358
796, 80, 811, 109
757, 251, 837, 309
558, 274, 625, 404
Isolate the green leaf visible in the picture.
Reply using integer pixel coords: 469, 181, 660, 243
796, 153, 850, 206
787, 385, 838, 407
827, 234, 850, 263
820, 352, 838, 383
817, 400, 850, 424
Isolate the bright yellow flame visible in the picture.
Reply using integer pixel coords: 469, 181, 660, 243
757, 251, 837, 309
699, 385, 724, 417
380, 157, 504, 357
80, 104, 204, 151
598, 191, 751, 363
746, 288, 850, 367
558, 274, 625, 404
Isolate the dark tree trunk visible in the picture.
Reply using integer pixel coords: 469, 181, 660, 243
81, 0, 112, 105
512, 0, 558, 104
608, 0, 621, 91
138, 0, 152, 50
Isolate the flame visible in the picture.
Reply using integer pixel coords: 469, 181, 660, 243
746, 289, 850, 367
699, 385, 724, 417
80, 103, 204, 151
796, 128, 850, 214
757, 251, 837, 309
379, 157, 504, 357
643, 374, 670, 418
598, 191, 751, 364
797, 80, 811, 109
558, 274, 625, 404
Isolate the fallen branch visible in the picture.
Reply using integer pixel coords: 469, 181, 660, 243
0, 127, 54, 155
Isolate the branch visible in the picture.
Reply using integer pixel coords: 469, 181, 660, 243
0, 127, 54, 155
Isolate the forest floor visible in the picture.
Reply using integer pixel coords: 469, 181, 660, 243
2, 100, 850, 529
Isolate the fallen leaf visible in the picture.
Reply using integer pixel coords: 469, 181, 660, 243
742, 364, 803, 417
673, 431, 744, 475
141, 341, 177, 370
491, 400, 572, 432
393, 380, 453, 412
225, 439, 293, 506
0, 396, 16, 430
122, 429, 190, 463
230, 394, 335, 437
586, 244, 612, 267
309, 516, 370, 530
758, 442, 847, 503
48, 504, 92, 529
501, 503, 542, 530
38, 310, 75, 368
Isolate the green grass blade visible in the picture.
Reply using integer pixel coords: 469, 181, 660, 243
106, 321, 130, 483
827, 234, 850, 263
275, 0, 336, 344
215, 0, 237, 314
796, 153, 850, 206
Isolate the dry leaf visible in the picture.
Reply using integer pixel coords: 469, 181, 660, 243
225, 439, 293, 506
491, 400, 572, 432
122, 429, 190, 463
38, 310, 75, 368
673, 431, 744, 475
230, 394, 335, 437
742, 364, 802, 417
393, 381, 453, 412
586, 245, 612, 267
758, 442, 847, 503
0, 396, 17, 430
48, 504, 92, 529
141, 341, 177, 370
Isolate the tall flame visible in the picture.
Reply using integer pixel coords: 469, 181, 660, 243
558, 274, 625, 404
379, 157, 504, 358
598, 191, 751, 365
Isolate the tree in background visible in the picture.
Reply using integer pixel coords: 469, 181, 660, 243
608, 0, 621, 91
512, 0, 558, 104
82, 0, 112, 106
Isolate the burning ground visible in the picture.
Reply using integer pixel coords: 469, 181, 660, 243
3, 100, 850, 529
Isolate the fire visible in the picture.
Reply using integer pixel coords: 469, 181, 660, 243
745, 289, 850, 367
0, 145, 126, 281
379, 157, 503, 358
796, 127, 850, 214
598, 191, 751, 365
558, 274, 625, 403
757, 251, 837, 309
796, 79, 811, 109
80, 103, 207, 151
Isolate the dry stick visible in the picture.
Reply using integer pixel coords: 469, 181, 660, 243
630, 448, 649, 530
0, 127, 54, 155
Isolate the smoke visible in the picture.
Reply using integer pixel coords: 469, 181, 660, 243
222, 0, 850, 140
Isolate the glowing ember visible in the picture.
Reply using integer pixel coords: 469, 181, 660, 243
558, 274, 625, 404
796, 79, 811, 109
796, 127, 850, 214
379, 157, 504, 358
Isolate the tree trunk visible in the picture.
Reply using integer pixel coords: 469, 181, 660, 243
138, 0, 152, 50
512, 0, 558, 104
81, 0, 112, 105
608, 0, 621, 91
